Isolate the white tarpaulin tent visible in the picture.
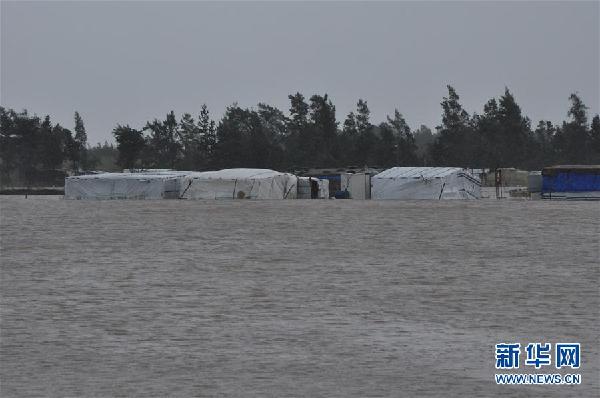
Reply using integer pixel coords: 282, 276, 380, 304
180, 168, 298, 200
65, 171, 187, 200
372, 167, 481, 200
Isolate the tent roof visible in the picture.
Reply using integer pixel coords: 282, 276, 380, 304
67, 168, 295, 182
67, 171, 188, 180
542, 165, 600, 176
187, 168, 286, 180
374, 167, 465, 179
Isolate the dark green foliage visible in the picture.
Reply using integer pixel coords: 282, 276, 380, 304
256, 103, 288, 168
213, 105, 252, 168
172, 104, 217, 170
143, 111, 182, 168
371, 109, 419, 168
198, 104, 217, 169
0, 107, 75, 186
354, 99, 376, 166
431, 86, 475, 167
386, 110, 418, 166
284, 93, 339, 167
286, 93, 311, 167
558, 94, 591, 163
73, 111, 88, 170
112, 125, 144, 170
472, 89, 533, 169
308, 94, 338, 166
177, 112, 201, 170
340, 111, 359, 165
213, 104, 287, 169
374, 122, 397, 168
532, 120, 557, 167
2, 88, 599, 186
413, 125, 434, 166
87, 142, 119, 171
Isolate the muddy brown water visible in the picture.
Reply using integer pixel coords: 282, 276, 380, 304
1, 197, 598, 397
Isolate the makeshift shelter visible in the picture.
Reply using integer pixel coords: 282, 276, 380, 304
318, 178, 330, 199
297, 177, 329, 199
341, 173, 372, 199
483, 168, 528, 187
372, 167, 481, 200
180, 168, 298, 200
65, 172, 187, 200
542, 165, 600, 200
528, 171, 543, 193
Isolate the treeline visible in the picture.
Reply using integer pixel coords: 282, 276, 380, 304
110, 94, 435, 171
112, 87, 599, 171
1, 86, 599, 185
0, 108, 120, 185
0, 109, 90, 185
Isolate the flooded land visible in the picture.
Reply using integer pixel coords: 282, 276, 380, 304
1, 197, 598, 397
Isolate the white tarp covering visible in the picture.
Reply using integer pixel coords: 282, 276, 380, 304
297, 177, 330, 199
180, 168, 298, 200
65, 172, 187, 200
372, 167, 481, 200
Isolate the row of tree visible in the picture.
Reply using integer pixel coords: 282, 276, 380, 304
0, 109, 89, 185
1, 86, 599, 186
113, 87, 599, 171
111, 95, 433, 171
431, 88, 599, 170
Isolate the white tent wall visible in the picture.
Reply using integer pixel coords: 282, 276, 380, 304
180, 169, 298, 200
372, 167, 481, 200
341, 173, 371, 199
65, 172, 186, 200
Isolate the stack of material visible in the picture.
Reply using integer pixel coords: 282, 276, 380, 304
372, 167, 481, 200
65, 171, 187, 200
179, 168, 298, 200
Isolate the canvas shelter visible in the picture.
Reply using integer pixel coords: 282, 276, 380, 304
340, 173, 372, 199
372, 167, 481, 200
65, 171, 187, 200
179, 168, 298, 200
297, 177, 330, 199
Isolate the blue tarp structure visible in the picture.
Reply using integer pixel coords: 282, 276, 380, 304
542, 165, 600, 193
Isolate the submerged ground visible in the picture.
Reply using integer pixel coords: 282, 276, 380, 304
1, 197, 598, 397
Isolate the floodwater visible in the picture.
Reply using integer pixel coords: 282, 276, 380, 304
1, 196, 598, 397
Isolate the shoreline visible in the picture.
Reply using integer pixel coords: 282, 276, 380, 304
0, 187, 64, 195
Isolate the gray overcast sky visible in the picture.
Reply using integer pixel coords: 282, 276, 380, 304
1, 1, 598, 145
